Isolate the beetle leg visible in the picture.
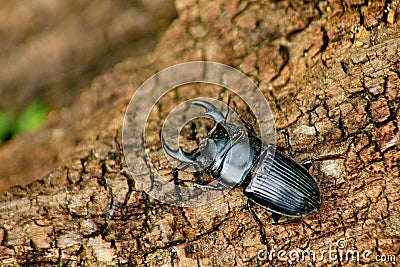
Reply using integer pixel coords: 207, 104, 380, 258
169, 176, 225, 191
247, 200, 268, 245
301, 155, 345, 170
271, 213, 282, 225
192, 182, 225, 190
168, 162, 195, 175
280, 130, 294, 156
301, 160, 313, 171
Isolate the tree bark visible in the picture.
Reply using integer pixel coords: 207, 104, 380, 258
1, 0, 399, 266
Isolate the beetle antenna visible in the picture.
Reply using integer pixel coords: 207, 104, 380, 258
224, 93, 232, 121
232, 101, 258, 135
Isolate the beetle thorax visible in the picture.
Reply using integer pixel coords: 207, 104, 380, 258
194, 122, 258, 188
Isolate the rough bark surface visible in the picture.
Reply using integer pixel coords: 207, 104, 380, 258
1, 0, 399, 266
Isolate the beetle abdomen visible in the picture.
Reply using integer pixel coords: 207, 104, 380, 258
244, 146, 322, 217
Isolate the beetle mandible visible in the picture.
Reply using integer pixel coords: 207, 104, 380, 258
162, 100, 322, 242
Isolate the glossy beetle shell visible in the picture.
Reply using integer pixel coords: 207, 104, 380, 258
245, 146, 322, 218
162, 100, 322, 222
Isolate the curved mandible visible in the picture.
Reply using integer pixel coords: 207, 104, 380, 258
191, 100, 225, 123
161, 136, 196, 164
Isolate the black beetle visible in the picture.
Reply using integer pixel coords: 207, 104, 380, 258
162, 100, 322, 242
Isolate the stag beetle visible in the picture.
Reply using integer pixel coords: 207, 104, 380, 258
162, 100, 322, 242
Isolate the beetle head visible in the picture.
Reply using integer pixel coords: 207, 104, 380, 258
162, 100, 236, 172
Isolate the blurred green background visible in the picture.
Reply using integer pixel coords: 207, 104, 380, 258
0, 100, 47, 143
0, 0, 176, 192
0, 0, 176, 143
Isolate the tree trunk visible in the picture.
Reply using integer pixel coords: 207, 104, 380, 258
1, 0, 399, 266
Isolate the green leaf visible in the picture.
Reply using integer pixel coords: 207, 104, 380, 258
16, 100, 48, 132
0, 111, 15, 142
